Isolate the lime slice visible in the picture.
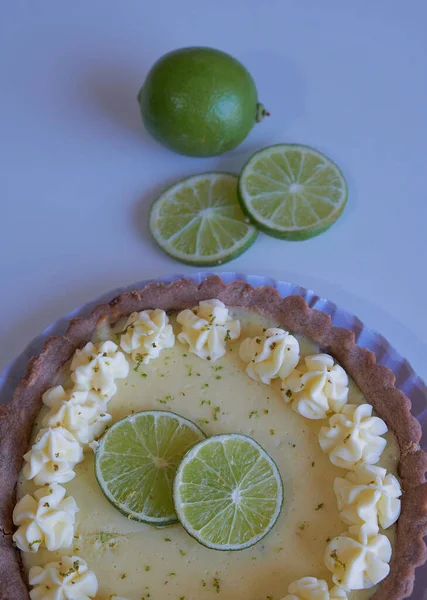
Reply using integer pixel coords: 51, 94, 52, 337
95, 410, 206, 526
238, 144, 348, 240
149, 173, 258, 265
173, 433, 283, 550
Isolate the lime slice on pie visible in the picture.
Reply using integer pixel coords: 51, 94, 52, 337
238, 144, 348, 240
95, 410, 206, 526
173, 433, 283, 550
149, 173, 258, 265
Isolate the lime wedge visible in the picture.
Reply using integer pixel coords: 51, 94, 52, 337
149, 173, 258, 265
238, 144, 348, 240
95, 411, 206, 526
173, 433, 283, 550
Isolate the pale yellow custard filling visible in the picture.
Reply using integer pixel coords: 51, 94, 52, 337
17, 309, 399, 600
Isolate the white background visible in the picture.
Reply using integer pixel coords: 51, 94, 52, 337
1, 0, 426, 382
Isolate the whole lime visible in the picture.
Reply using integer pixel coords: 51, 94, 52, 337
137, 47, 268, 157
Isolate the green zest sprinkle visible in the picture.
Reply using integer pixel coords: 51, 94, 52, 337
59, 560, 79, 578
269, 429, 275, 436
179, 549, 186, 556
215, 375, 222, 380
213, 577, 220, 593
145, 566, 151, 572
315, 503, 324, 511
213, 406, 220, 421
28, 539, 42, 549
212, 365, 223, 371
330, 549, 346, 569
200, 399, 211, 406
157, 394, 174, 404
99, 531, 116, 544
164, 537, 171, 542
249, 410, 258, 419
201, 383, 209, 389
186, 365, 193, 376
198, 418, 210, 425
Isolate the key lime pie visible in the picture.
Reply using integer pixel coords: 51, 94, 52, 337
1, 277, 426, 600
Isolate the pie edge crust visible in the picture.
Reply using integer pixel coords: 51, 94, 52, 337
0, 275, 426, 600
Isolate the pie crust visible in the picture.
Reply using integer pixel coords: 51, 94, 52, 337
0, 276, 426, 600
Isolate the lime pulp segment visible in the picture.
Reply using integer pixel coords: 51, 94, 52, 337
238, 144, 348, 240
149, 173, 258, 265
95, 411, 206, 526
173, 433, 283, 550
